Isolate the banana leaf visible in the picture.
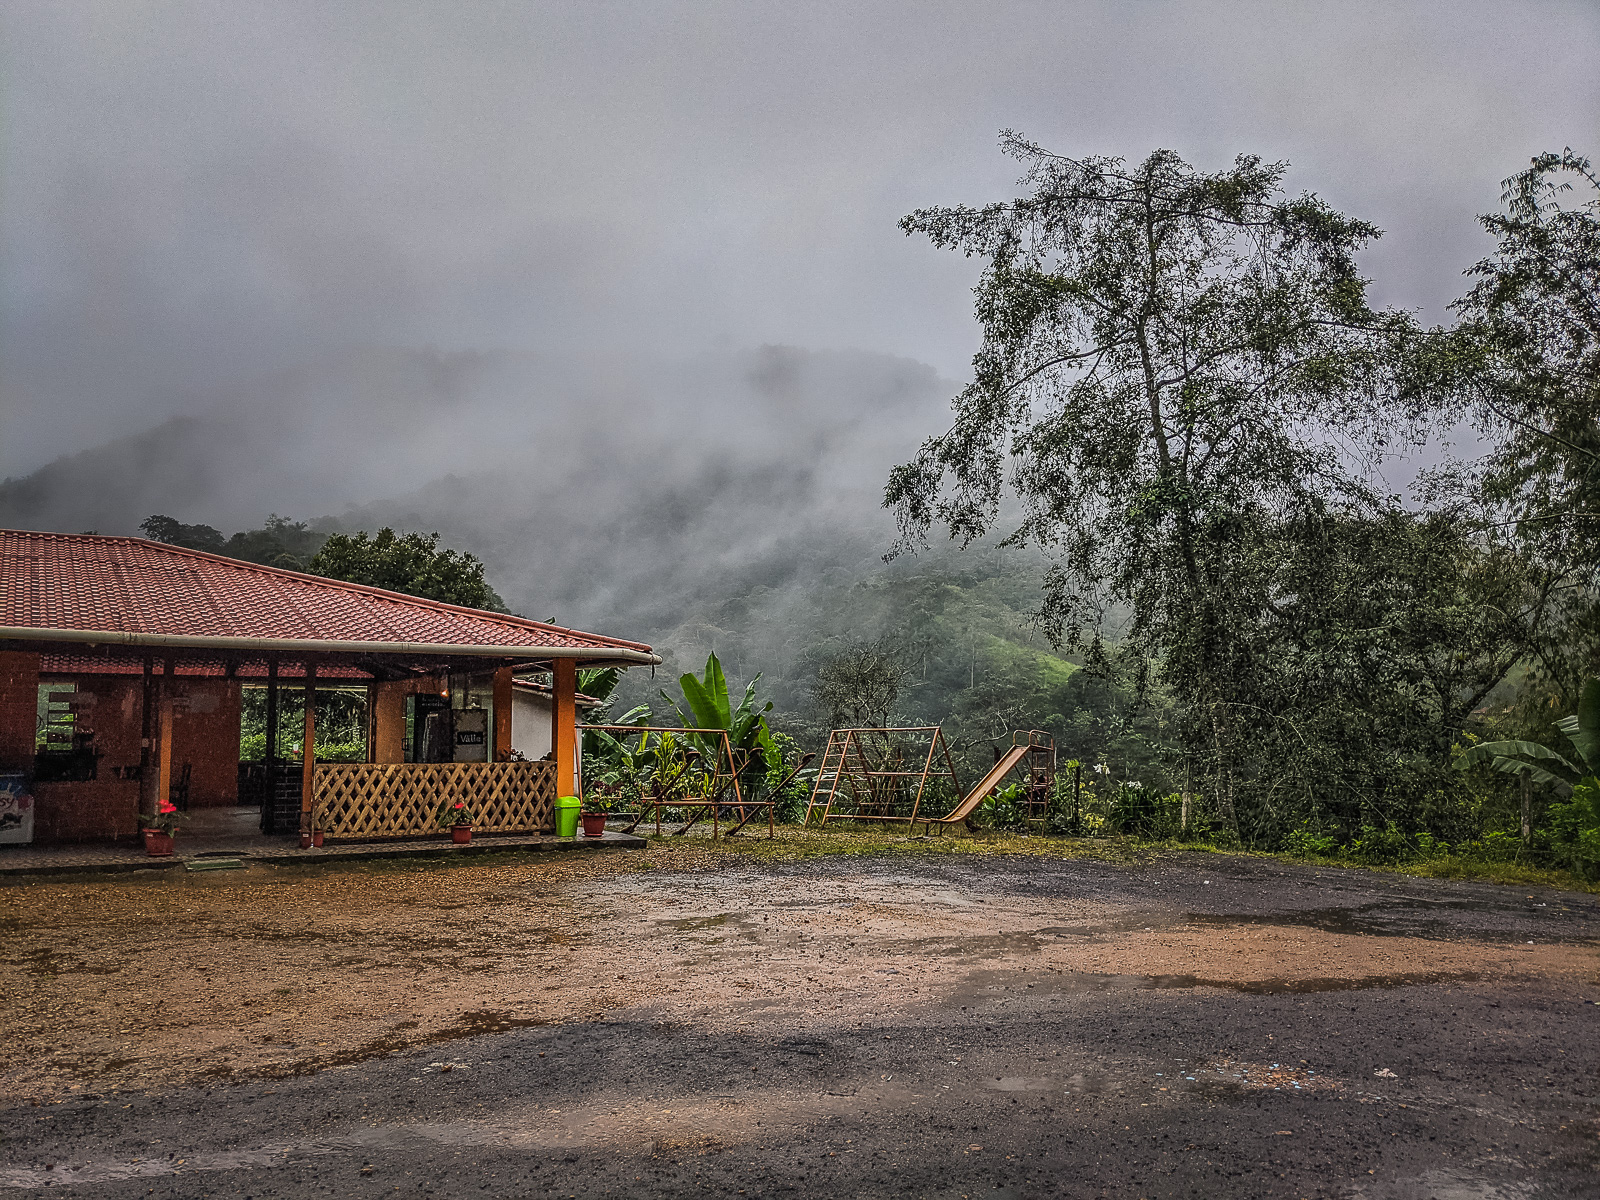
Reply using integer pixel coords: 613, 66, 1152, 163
1555, 677, 1600, 772
1457, 739, 1583, 789
662, 651, 776, 789
1457, 678, 1600, 795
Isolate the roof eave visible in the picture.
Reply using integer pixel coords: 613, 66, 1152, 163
0, 626, 662, 668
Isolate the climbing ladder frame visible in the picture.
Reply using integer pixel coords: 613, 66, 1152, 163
804, 726, 961, 827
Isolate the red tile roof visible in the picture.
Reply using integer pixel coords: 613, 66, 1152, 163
2, 529, 655, 662
39, 654, 375, 679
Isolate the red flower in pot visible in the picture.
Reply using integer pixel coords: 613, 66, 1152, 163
142, 799, 181, 857
438, 799, 474, 844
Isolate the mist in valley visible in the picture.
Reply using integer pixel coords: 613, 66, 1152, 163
4, 1, 1594, 771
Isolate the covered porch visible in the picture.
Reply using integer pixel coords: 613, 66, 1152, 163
4, 647, 612, 843
0, 803, 644, 876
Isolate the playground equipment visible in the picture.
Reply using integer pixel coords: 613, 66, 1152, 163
1012, 729, 1059, 824
805, 726, 961, 827
579, 725, 776, 838
806, 727, 1057, 832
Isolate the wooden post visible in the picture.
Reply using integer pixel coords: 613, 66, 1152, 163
301, 660, 317, 834
156, 658, 174, 812
1181, 761, 1192, 837
1072, 761, 1082, 836
492, 666, 513, 762
552, 659, 577, 797
1521, 770, 1533, 848
371, 681, 407, 764
138, 657, 155, 819
263, 660, 279, 833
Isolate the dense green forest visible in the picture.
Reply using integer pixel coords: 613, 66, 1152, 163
869, 142, 1599, 875
610, 144, 1600, 880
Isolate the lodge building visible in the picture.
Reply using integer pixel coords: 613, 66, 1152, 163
0, 529, 657, 845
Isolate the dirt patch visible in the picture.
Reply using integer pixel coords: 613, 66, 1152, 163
0, 846, 1594, 1100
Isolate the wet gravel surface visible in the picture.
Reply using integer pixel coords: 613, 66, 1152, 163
2, 851, 1597, 1198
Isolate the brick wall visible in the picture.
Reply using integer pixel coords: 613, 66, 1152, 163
32, 674, 143, 843
32, 779, 142, 842
0, 650, 41, 772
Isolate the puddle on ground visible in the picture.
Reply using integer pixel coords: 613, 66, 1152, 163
985, 1076, 1056, 1092
978, 1058, 1342, 1097
1138, 970, 1484, 995
1346, 1167, 1535, 1200
246, 1010, 551, 1080
1186, 897, 1597, 942
943, 966, 1485, 1009
657, 913, 738, 931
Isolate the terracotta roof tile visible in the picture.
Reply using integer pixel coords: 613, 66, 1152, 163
2, 529, 653, 658
39, 654, 374, 679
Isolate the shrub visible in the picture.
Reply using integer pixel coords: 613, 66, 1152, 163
1413, 832, 1452, 860
1546, 777, 1600, 879
1346, 822, 1411, 865
975, 783, 1030, 832
1281, 824, 1339, 857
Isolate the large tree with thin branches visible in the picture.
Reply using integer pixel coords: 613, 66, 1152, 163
1449, 149, 1600, 705
886, 135, 1421, 831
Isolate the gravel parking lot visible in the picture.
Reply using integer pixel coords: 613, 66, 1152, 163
1, 839, 1596, 1197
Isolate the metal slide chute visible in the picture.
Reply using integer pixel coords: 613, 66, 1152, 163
920, 742, 1030, 830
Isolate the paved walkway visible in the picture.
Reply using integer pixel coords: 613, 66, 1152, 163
0, 807, 644, 877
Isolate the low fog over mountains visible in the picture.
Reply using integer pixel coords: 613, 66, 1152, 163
1, 344, 1003, 697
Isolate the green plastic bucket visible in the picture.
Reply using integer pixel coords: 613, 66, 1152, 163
555, 795, 581, 838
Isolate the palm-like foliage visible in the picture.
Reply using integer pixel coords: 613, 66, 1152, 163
1457, 677, 1599, 791
586, 727, 695, 801
663, 652, 774, 790
576, 668, 621, 705
663, 653, 771, 749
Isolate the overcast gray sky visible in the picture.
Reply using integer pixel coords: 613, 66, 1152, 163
2, 0, 1596, 478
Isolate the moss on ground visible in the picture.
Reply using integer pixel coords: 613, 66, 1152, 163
1266, 850, 1600, 894
636, 822, 1153, 867
636, 822, 1600, 894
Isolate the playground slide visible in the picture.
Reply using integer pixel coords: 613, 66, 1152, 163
927, 744, 1030, 826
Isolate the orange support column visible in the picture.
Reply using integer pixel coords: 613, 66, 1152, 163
371, 681, 408, 764
156, 658, 174, 810
551, 659, 576, 797
492, 667, 513, 762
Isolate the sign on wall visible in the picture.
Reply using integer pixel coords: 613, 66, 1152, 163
0, 772, 34, 845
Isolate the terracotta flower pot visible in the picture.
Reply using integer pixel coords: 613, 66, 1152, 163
143, 829, 174, 857
452, 824, 472, 844
312, 831, 325, 848
300, 832, 312, 849
580, 813, 607, 838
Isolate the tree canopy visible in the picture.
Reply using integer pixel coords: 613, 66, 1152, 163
140, 513, 329, 570
1448, 149, 1600, 704
308, 528, 508, 611
888, 136, 1437, 835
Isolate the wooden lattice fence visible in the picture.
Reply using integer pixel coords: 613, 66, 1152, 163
312, 762, 557, 840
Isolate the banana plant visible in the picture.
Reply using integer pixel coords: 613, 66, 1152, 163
576, 667, 622, 705
662, 651, 774, 793
1456, 678, 1599, 791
